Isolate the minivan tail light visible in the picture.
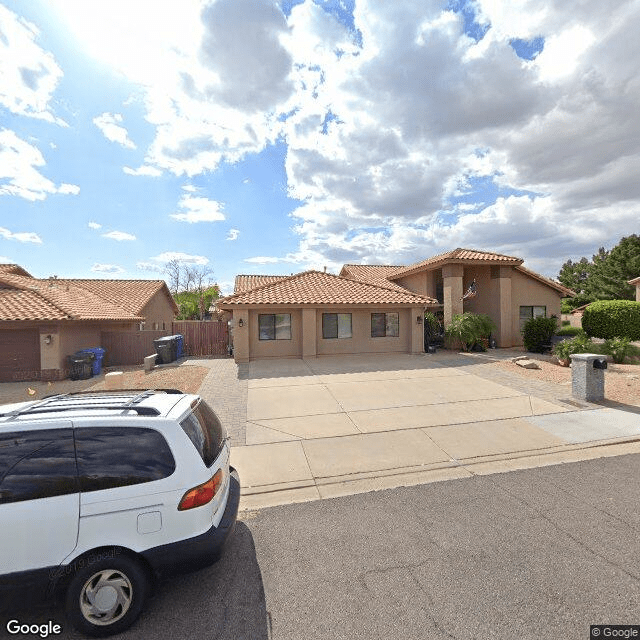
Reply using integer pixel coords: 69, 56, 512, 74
178, 469, 223, 511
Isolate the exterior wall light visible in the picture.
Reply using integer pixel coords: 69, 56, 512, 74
238, 318, 244, 328
44, 334, 52, 345
417, 316, 423, 325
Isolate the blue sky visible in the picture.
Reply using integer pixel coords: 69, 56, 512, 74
1, 0, 638, 294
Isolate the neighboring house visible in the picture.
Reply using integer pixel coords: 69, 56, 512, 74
0, 265, 178, 382
629, 276, 640, 302
218, 248, 574, 363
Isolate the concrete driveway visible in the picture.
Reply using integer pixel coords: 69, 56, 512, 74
231, 352, 640, 509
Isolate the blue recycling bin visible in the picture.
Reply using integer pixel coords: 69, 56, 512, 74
76, 347, 106, 376
165, 334, 184, 359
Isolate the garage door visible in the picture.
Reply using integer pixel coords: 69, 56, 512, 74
0, 330, 40, 382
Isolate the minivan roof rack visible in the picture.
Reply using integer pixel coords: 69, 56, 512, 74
0, 389, 178, 420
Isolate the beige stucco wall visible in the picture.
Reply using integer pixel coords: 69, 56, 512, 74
510, 270, 562, 346
636, 283, 640, 302
248, 309, 303, 360
395, 272, 427, 296
140, 291, 176, 330
228, 305, 426, 362
315, 307, 412, 356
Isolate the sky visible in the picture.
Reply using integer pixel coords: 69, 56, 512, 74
0, 0, 638, 295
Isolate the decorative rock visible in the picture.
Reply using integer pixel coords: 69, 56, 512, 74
515, 358, 540, 369
511, 356, 530, 363
105, 371, 124, 390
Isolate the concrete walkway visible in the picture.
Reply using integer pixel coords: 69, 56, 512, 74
196, 352, 640, 510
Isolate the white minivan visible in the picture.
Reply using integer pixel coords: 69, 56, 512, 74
0, 389, 240, 637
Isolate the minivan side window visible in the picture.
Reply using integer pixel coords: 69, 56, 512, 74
180, 401, 224, 468
74, 427, 175, 493
0, 429, 78, 504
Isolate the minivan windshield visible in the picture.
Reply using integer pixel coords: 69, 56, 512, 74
180, 400, 225, 467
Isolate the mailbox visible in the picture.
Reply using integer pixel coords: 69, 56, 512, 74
593, 358, 608, 370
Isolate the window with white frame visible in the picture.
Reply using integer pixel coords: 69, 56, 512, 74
371, 312, 399, 337
258, 314, 292, 340
322, 313, 352, 339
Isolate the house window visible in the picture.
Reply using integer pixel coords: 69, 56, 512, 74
322, 313, 352, 339
371, 312, 399, 338
259, 314, 292, 340
519, 306, 546, 332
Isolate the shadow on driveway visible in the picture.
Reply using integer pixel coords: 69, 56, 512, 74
0, 523, 269, 640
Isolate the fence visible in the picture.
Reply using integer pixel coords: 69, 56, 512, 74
172, 321, 229, 356
101, 330, 167, 367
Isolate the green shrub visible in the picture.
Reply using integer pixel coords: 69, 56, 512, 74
602, 337, 633, 364
553, 334, 595, 361
582, 300, 640, 340
561, 320, 570, 326
555, 326, 585, 337
445, 313, 496, 351
522, 316, 557, 352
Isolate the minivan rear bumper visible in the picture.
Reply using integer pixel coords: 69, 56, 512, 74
142, 467, 241, 578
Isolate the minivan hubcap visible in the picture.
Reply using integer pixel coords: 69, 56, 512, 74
80, 570, 132, 625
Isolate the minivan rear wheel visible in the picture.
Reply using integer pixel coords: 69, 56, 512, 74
65, 555, 149, 637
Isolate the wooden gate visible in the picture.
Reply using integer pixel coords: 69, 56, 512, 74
101, 330, 168, 367
172, 321, 229, 356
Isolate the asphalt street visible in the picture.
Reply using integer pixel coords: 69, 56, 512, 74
4, 454, 640, 640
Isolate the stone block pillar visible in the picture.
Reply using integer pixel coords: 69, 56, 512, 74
442, 264, 464, 326
570, 353, 606, 402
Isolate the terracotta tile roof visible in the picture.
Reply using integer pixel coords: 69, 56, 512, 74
629, 276, 640, 285
234, 274, 290, 294
0, 264, 33, 278
58, 279, 179, 314
0, 288, 68, 321
218, 270, 436, 306
0, 273, 145, 321
339, 265, 409, 292
514, 265, 576, 297
389, 248, 523, 279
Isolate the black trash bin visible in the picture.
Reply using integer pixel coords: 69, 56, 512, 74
68, 352, 95, 380
154, 337, 175, 365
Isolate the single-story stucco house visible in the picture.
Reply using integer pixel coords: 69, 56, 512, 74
629, 276, 640, 301
0, 264, 178, 381
217, 248, 574, 363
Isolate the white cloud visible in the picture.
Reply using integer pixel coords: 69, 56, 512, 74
0, 5, 65, 124
244, 256, 286, 264
0, 256, 14, 263
123, 165, 162, 177
149, 251, 209, 265
102, 230, 136, 241
88, 221, 102, 229
0, 129, 80, 201
226, 228, 240, 241
93, 112, 136, 149
169, 195, 225, 223
46, 0, 640, 277
0, 226, 43, 244
91, 263, 125, 274
136, 261, 164, 273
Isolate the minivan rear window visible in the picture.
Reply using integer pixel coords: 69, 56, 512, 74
180, 401, 224, 467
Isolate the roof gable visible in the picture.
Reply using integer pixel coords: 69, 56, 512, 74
389, 248, 523, 280
234, 274, 290, 294
218, 270, 436, 306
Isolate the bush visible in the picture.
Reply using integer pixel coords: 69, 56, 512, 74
582, 300, 640, 340
522, 316, 557, 352
602, 337, 633, 364
445, 313, 496, 351
553, 334, 595, 361
555, 326, 585, 337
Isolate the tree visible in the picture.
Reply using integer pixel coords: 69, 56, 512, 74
174, 285, 220, 320
588, 235, 640, 300
557, 235, 640, 303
